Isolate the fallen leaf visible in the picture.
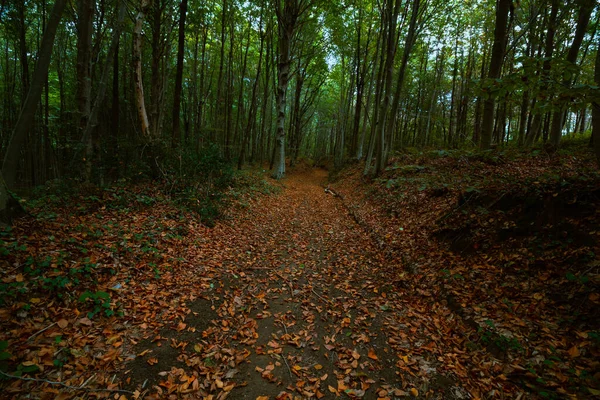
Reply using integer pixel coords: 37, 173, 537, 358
568, 346, 580, 358
367, 348, 378, 360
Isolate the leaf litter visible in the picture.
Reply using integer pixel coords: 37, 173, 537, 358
1, 148, 598, 399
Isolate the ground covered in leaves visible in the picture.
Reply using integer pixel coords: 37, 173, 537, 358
1, 145, 599, 399
330, 143, 600, 399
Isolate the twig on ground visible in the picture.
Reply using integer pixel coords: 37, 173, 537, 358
281, 352, 294, 380
311, 288, 329, 304
0, 370, 135, 395
278, 322, 294, 380
27, 322, 57, 341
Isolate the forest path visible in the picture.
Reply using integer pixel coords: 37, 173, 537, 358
221, 167, 408, 399
127, 168, 459, 399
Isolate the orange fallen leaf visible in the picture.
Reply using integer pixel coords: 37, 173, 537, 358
147, 357, 158, 365
368, 348, 378, 360
568, 346, 580, 358
224, 383, 235, 392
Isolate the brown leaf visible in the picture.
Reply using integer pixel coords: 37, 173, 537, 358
367, 348, 378, 360
568, 346, 580, 358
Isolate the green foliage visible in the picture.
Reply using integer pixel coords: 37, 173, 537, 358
78, 290, 114, 318
0, 341, 10, 362
164, 144, 235, 226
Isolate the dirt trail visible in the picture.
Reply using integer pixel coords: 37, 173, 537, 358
127, 168, 466, 399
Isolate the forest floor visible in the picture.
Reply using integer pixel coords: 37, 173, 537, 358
1, 143, 599, 400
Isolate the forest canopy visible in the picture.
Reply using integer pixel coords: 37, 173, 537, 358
0, 0, 599, 192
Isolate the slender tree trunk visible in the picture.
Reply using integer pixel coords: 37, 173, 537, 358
171, 0, 188, 147
112, 36, 120, 143
548, 0, 593, 148
480, 0, 510, 150
272, 31, 291, 179
239, 20, 265, 170
272, 0, 311, 179
386, 0, 421, 160
133, 0, 151, 138
80, 2, 125, 162
593, 37, 600, 166
215, 0, 228, 144
76, 0, 94, 180
2, 0, 67, 189
16, 2, 30, 100
526, 0, 557, 147
233, 25, 251, 161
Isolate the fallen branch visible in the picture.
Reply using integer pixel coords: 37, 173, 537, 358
0, 370, 135, 395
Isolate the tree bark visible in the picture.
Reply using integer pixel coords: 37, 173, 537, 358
548, 0, 594, 148
480, 0, 511, 150
2, 0, 67, 189
133, 0, 151, 138
272, 0, 311, 179
172, 0, 188, 147
593, 36, 600, 166
80, 1, 125, 162
239, 19, 265, 170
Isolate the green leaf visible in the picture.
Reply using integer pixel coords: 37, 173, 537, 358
0, 341, 7, 351
95, 291, 110, 299
78, 291, 92, 302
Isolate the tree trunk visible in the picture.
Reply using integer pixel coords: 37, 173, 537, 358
172, 0, 188, 147
239, 20, 265, 170
593, 36, 600, 166
77, 0, 94, 181
385, 0, 421, 161
2, 0, 67, 189
548, 0, 593, 148
480, 0, 510, 150
272, 0, 311, 179
133, 0, 151, 138
80, 1, 125, 170
272, 31, 290, 179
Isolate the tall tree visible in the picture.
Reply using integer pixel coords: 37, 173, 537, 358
272, 0, 312, 179
133, 0, 151, 137
2, 0, 67, 189
548, 0, 594, 148
172, 0, 188, 147
479, 0, 511, 150
593, 36, 600, 166
76, 0, 94, 174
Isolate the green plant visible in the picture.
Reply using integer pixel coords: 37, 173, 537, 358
0, 341, 10, 362
78, 290, 113, 318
